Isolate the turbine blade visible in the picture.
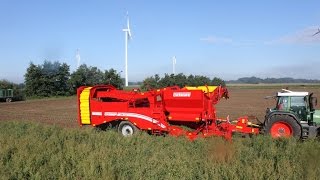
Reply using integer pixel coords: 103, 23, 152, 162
127, 17, 130, 30
125, 11, 132, 40
127, 18, 132, 39
128, 30, 132, 39
313, 30, 320, 36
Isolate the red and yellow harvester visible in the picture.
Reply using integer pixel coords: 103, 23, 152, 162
77, 85, 259, 140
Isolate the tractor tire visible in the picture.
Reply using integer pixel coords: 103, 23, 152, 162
264, 115, 301, 138
118, 121, 138, 137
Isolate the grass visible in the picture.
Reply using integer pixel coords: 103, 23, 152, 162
1, 121, 320, 180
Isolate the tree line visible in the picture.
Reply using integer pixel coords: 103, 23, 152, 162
24, 61, 123, 97
1, 60, 226, 98
141, 74, 225, 90
227, 76, 320, 84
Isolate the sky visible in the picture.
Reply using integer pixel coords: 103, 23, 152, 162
1, 0, 320, 83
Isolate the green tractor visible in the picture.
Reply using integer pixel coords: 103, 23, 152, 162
0, 89, 13, 102
263, 89, 320, 139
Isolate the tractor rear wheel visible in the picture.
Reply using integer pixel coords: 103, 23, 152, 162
264, 115, 301, 138
118, 121, 138, 137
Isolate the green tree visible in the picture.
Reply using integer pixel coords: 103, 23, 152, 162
25, 63, 42, 97
69, 64, 124, 94
69, 64, 104, 94
25, 61, 70, 97
211, 77, 226, 87
192, 75, 211, 86
104, 68, 124, 89
0, 79, 14, 89
141, 73, 226, 89
141, 74, 161, 90
55, 63, 70, 95
158, 74, 174, 87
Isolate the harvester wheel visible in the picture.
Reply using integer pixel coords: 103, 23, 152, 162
264, 115, 301, 138
118, 121, 138, 137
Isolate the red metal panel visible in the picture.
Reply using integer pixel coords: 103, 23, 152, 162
162, 89, 208, 122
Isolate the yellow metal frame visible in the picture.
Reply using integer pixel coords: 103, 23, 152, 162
79, 87, 92, 124
184, 86, 218, 93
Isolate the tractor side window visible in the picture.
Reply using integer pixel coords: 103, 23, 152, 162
291, 97, 305, 107
278, 96, 289, 110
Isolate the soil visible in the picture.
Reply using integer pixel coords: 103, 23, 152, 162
0, 97, 78, 128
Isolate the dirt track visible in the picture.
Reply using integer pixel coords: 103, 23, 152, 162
0, 86, 319, 127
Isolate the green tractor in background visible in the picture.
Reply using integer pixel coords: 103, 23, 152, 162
263, 89, 320, 139
0, 89, 13, 102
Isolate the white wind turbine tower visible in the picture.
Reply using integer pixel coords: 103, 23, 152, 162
76, 49, 81, 69
172, 56, 176, 74
122, 12, 132, 87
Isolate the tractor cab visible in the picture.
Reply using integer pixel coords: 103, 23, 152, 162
275, 90, 309, 122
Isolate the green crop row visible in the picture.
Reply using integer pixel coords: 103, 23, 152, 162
1, 121, 320, 180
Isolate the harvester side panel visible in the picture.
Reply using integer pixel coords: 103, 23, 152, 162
163, 89, 207, 122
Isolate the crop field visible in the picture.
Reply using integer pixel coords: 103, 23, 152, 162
1, 86, 320, 179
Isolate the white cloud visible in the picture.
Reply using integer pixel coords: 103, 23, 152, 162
200, 35, 233, 44
266, 26, 320, 44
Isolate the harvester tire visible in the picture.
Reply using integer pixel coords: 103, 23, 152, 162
264, 115, 301, 138
118, 121, 138, 137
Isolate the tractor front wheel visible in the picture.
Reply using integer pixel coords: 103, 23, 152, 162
118, 121, 138, 137
264, 115, 301, 138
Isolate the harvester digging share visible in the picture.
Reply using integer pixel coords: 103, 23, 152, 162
77, 85, 319, 140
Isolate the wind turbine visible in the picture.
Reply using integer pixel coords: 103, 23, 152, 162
172, 56, 176, 74
313, 28, 320, 36
122, 12, 132, 87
